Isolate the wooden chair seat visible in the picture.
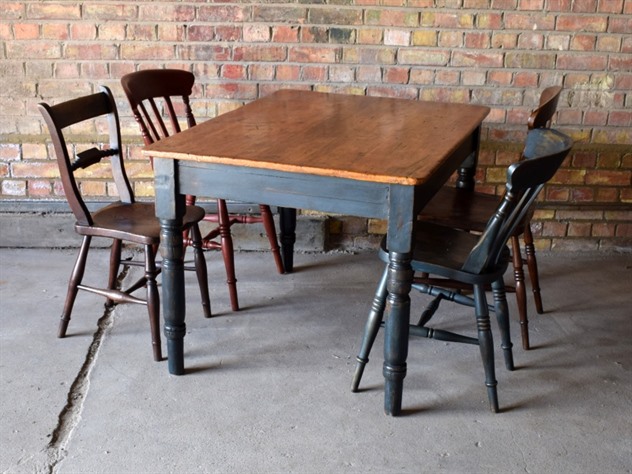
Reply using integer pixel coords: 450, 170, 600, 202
79, 201, 205, 244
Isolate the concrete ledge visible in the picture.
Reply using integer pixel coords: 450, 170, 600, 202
0, 210, 328, 251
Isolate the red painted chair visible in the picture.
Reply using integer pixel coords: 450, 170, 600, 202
121, 69, 284, 312
38, 86, 211, 361
417, 86, 563, 349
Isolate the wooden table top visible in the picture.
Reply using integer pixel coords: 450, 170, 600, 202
143, 90, 489, 186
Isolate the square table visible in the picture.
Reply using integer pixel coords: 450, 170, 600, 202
144, 90, 489, 415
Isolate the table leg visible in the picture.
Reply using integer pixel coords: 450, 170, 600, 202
278, 207, 297, 273
383, 250, 413, 416
159, 217, 187, 375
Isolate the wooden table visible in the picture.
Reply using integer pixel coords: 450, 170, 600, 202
144, 90, 489, 416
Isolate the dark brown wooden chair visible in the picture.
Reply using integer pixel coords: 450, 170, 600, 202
38, 86, 211, 362
352, 128, 573, 412
121, 69, 284, 312
417, 86, 563, 349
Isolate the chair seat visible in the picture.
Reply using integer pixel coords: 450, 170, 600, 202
76, 201, 206, 244
379, 221, 510, 286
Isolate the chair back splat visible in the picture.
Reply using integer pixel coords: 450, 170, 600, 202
121, 69, 196, 146
464, 128, 572, 274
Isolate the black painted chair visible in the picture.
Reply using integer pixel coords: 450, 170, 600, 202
121, 69, 284, 312
38, 86, 211, 362
418, 86, 563, 349
352, 128, 573, 412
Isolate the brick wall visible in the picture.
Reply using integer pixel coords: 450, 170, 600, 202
1, 1, 630, 251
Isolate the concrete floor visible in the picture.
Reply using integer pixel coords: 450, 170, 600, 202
1, 247, 631, 473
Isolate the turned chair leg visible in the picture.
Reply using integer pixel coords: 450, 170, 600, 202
190, 224, 212, 318
511, 235, 530, 350
217, 198, 239, 311
59, 235, 92, 338
523, 225, 544, 314
352, 266, 388, 392
260, 204, 284, 274
473, 284, 499, 413
492, 279, 514, 371
144, 244, 161, 362
105, 239, 122, 308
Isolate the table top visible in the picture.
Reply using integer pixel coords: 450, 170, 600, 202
143, 89, 489, 186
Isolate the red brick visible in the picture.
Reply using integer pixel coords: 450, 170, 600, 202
583, 110, 608, 126
465, 32, 490, 49
276, 64, 301, 81
399, 49, 450, 66
595, 187, 620, 202
27, 3, 81, 19
570, 187, 595, 202
615, 224, 632, 238
514, 71, 539, 87
585, 170, 631, 186
506, 52, 556, 69
366, 86, 418, 99
598, 0, 624, 12
309, 8, 363, 25
571, 0, 598, 11
365, 9, 419, 27
214, 26, 241, 42
383, 66, 410, 84
570, 34, 596, 51
435, 70, 460, 85
221, 64, 247, 80
592, 223, 616, 237
127, 24, 155, 41
187, 25, 215, 41
608, 16, 632, 33
6, 41, 61, 59
14, 23, 39, 40
200, 5, 250, 21
139, 4, 194, 21
439, 31, 464, 48
235, 45, 287, 62
249, 64, 275, 81
83, 4, 137, 20
207, 83, 258, 100
272, 26, 299, 43
452, 51, 503, 68
568, 222, 593, 236
476, 13, 503, 29
357, 65, 382, 82
557, 53, 607, 70
491, 32, 517, 49
302, 65, 328, 81
519, 0, 545, 9
70, 24, 96, 40
504, 13, 555, 30
542, 221, 568, 237
252, 6, 305, 23
65, 44, 118, 60
557, 15, 608, 32
545, 186, 570, 201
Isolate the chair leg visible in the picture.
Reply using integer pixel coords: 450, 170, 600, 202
260, 204, 285, 274
492, 279, 514, 371
511, 235, 530, 350
523, 225, 544, 314
59, 235, 92, 338
190, 223, 212, 318
217, 198, 239, 311
144, 244, 162, 362
105, 239, 122, 308
352, 266, 388, 392
473, 284, 499, 413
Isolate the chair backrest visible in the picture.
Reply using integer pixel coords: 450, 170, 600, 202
463, 128, 573, 274
121, 69, 196, 146
528, 86, 562, 130
38, 87, 133, 227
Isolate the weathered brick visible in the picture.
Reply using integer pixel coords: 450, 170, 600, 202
65, 44, 118, 60
252, 6, 305, 23
84, 4, 137, 20
506, 52, 556, 69
399, 49, 450, 66
27, 3, 80, 20
290, 46, 339, 63
412, 30, 436, 46
249, 64, 275, 81
586, 170, 631, 186
302, 65, 328, 81
438, 31, 463, 48
272, 26, 299, 43
365, 9, 419, 27
243, 24, 271, 42
2, 180, 26, 196
309, 8, 362, 25
453, 51, 503, 68
139, 4, 194, 21
598, 0, 624, 13
384, 29, 410, 46
6, 41, 62, 59
504, 12, 555, 30
234, 45, 286, 62
557, 15, 608, 32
